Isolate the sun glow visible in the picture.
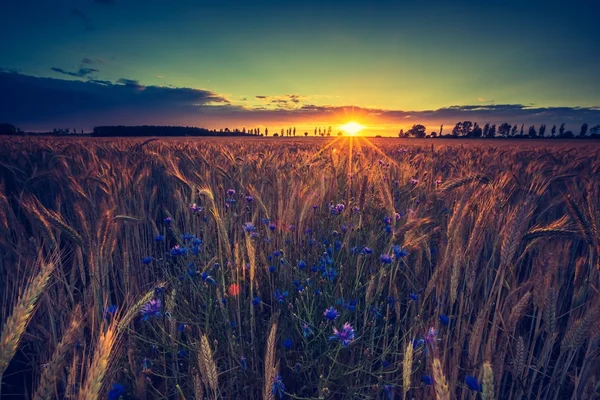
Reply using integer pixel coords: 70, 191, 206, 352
341, 121, 364, 136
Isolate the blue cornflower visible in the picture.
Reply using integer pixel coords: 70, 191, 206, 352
410, 293, 418, 301
302, 323, 314, 337
240, 355, 247, 371
380, 254, 393, 264
104, 305, 117, 321
422, 375, 433, 385
465, 376, 481, 392
274, 289, 288, 303
383, 216, 392, 224
140, 299, 162, 321
385, 224, 393, 234
154, 234, 165, 242
330, 322, 356, 347
273, 250, 281, 257
363, 247, 373, 255
142, 256, 152, 265
269, 265, 276, 273
252, 296, 261, 306
282, 338, 293, 350
298, 260, 307, 270
323, 306, 339, 321
205, 276, 216, 285
269, 223, 276, 231
440, 315, 450, 325
163, 217, 172, 225
271, 373, 285, 399
344, 299, 357, 312
322, 267, 338, 281
192, 238, 202, 246
201, 271, 209, 281
388, 296, 396, 307
108, 383, 126, 400
393, 245, 409, 258
181, 232, 194, 241
383, 384, 394, 400
243, 222, 256, 233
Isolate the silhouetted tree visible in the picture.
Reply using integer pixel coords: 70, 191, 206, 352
265, 128, 269, 136
398, 129, 404, 138
488, 124, 496, 137
563, 130, 574, 138
314, 127, 317, 136
528, 125, 537, 137
462, 121, 473, 136
520, 124, 524, 135
559, 123, 565, 136
539, 124, 546, 137
510, 125, 518, 136
452, 122, 462, 137
439, 124, 443, 136
590, 125, 600, 136
551, 125, 556, 137
0, 123, 17, 135
273, 133, 279, 137
293, 127, 296, 136
430, 131, 437, 138
407, 124, 426, 138
327, 126, 332, 136
471, 123, 482, 137
337, 131, 343, 136
483, 123, 490, 137
580, 123, 588, 137
498, 123, 511, 137
304, 132, 308, 137
281, 128, 284, 136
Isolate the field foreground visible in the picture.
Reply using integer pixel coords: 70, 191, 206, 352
0, 137, 599, 399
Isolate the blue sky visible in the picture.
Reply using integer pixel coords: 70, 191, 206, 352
1, 0, 599, 132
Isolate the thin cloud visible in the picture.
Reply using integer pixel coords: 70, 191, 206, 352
51, 67, 99, 78
70, 8, 94, 30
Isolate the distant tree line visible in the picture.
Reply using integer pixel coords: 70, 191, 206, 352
91, 125, 258, 137
399, 122, 600, 139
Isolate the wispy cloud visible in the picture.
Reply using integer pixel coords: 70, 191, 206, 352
70, 8, 94, 30
51, 67, 99, 78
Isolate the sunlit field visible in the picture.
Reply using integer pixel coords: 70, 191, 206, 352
1, 137, 599, 400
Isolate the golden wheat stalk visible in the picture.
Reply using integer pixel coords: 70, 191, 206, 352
432, 357, 450, 400
264, 319, 279, 400
197, 334, 218, 394
403, 341, 413, 399
78, 321, 120, 400
482, 361, 495, 400
33, 305, 83, 400
0, 252, 58, 378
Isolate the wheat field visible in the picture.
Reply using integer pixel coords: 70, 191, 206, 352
0, 136, 599, 399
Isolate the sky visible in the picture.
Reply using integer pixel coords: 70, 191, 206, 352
1, 0, 599, 134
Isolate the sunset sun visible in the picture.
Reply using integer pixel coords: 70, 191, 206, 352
341, 121, 364, 136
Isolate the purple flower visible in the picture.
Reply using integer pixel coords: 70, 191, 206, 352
140, 299, 162, 321
330, 322, 356, 347
245, 195, 253, 202
272, 373, 285, 399
410, 178, 419, 185
465, 376, 481, 392
269, 223, 276, 231
363, 247, 373, 255
424, 327, 438, 347
323, 307, 339, 321
227, 189, 235, 196
163, 217, 172, 225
